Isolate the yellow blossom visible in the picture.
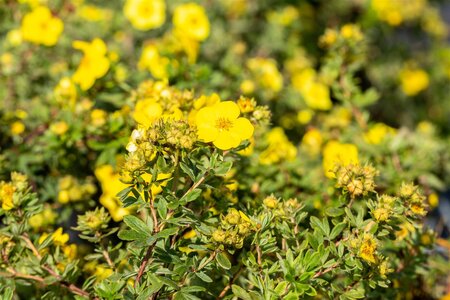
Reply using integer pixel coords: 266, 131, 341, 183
6, 29, 23, 46
10, 121, 25, 135
359, 234, 377, 264
173, 3, 210, 41
259, 127, 297, 164
50, 121, 69, 135
322, 141, 359, 178
78, 5, 111, 22
297, 109, 314, 124
124, 0, 166, 31
399, 67, 429, 96
0, 182, 15, 211
301, 128, 323, 156
292, 68, 332, 110
131, 103, 156, 126
95, 165, 133, 222
363, 123, 396, 145
195, 101, 254, 150
247, 58, 283, 93
138, 44, 170, 79
54, 77, 77, 107
90, 109, 107, 127
240, 79, 256, 94
182, 230, 197, 239
72, 38, 110, 90
21, 6, 63, 46
428, 193, 439, 208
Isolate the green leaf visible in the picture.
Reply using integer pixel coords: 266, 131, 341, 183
214, 161, 233, 176
216, 252, 231, 270
180, 161, 196, 181
232, 285, 252, 300
195, 272, 213, 283
123, 215, 151, 238
310, 216, 330, 236
180, 188, 202, 204
118, 229, 143, 241
2, 287, 13, 300
330, 222, 347, 240
155, 227, 179, 239
274, 281, 289, 296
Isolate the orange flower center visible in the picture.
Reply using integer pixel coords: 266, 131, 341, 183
216, 117, 233, 131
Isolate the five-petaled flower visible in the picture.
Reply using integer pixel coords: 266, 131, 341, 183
195, 101, 254, 150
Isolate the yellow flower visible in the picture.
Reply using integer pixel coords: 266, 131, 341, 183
78, 5, 111, 22
195, 101, 254, 150
90, 109, 107, 127
340, 24, 363, 41
240, 79, 255, 94
54, 77, 77, 107
21, 6, 63, 46
301, 128, 323, 156
173, 3, 210, 41
399, 67, 429, 96
292, 68, 332, 110
297, 109, 314, 124
363, 123, 396, 145
52, 227, 70, 246
247, 58, 283, 93
259, 127, 297, 164
132, 99, 163, 127
10, 121, 25, 135
0, 182, 15, 211
50, 121, 69, 135
182, 230, 197, 239
322, 141, 359, 178
6, 29, 23, 46
428, 193, 439, 208
95, 165, 132, 222
138, 44, 170, 79
124, 0, 166, 31
72, 38, 110, 90
359, 234, 377, 264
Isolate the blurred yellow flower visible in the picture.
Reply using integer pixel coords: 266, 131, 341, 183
21, 6, 63, 46
132, 99, 163, 127
90, 109, 107, 127
292, 68, 332, 110
297, 109, 314, 124
359, 234, 377, 263
363, 123, 396, 145
54, 77, 77, 107
138, 44, 170, 79
124, 0, 166, 31
247, 58, 283, 93
39, 227, 69, 246
259, 127, 297, 164
301, 128, 323, 156
173, 3, 210, 41
72, 38, 110, 90
50, 121, 69, 135
10, 121, 25, 135
399, 67, 429, 96
95, 165, 133, 222
6, 29, 23, 46
322, 141, 359, 178
196, 101, 254, 150
0, 182, 15, 211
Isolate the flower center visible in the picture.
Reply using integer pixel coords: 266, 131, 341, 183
216, 117, 233, 131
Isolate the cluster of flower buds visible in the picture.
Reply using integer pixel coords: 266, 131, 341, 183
334, 164, 378, 198
263, 195, 302, 217
74, 207, 111, 235
370, 195, 399, 223
212, 208, 254, 249
398, 183, 427, 217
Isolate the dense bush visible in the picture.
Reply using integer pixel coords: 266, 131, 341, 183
0, 0, 449, 299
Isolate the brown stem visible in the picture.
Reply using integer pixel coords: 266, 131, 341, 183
217, 266, 244, 299
312, 262, 339, 279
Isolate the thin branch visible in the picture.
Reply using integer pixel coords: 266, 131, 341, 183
217, 266, 244, 299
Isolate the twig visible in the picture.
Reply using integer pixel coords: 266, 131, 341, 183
312, 262, 339, 279
217, 266, 244, 299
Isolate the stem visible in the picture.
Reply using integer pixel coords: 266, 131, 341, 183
195, 251, 217, 272
312, 262, 339, 279
217, 266, 244, 299
19, 234, 92, 298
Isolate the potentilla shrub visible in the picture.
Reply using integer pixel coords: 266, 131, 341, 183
0, 83, 436, 299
